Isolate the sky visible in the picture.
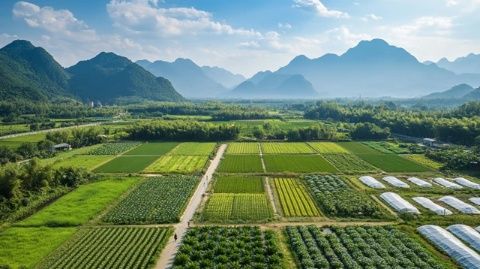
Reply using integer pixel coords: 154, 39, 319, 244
0, 0, 479, 77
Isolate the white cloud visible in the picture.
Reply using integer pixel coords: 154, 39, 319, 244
325, 27, 371, 46
446, 0, 459, 6
390, 16, 453, 36
293, 0, 349, 18
107, 0, 260, 37
0, 33, 19, 47
278, 23, 292, 30
361, 14, 382, 22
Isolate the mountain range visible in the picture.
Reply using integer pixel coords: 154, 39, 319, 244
434, 54, 480, 74
423, 83, 480, 100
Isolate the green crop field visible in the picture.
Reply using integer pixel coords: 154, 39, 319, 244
0, 124, 29, 136
226, 142, 260, 154
103, 176, 197, 224
261, 142, 315, 154
87, 142, 140, 155
52, 155, 113, 170
405, 154, 443, 170
169, 142, 216, 155
321, 153, 377, 172
214, 176, 264, 193
173, 227, 283, 268
308, 142, 349, 153
272, 178, 319, 217
217, 155, 263, 173
38, 227, 171, 269
0, 227, 76, 268
144, 155, 208, 174
18, 178, 138, 227
264, 155, 337, 173
94, 155, 159, 173
123, 142, 178, 155
356, 154, 431, 172
203, 193, 273, 221
337, 141, 382, 154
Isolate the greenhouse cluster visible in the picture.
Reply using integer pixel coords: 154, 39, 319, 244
453, 177, 480, 190
380, 192, 420, 214
359, 176, 385, 189
412, 197, 452, 216
418, 225, 480, 269
447, 224, 480, 253
469, 197, 480, 206
382, 176, 410, 188
407, 177, 432, 187
438, 196, 480, 214
433, 178, 463, 189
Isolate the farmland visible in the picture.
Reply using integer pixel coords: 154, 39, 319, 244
264, 155, 337, 173
286, 226, 445, 269
308, 142, 349, 153
261, 142, 315, 154
38, 227, 171, 269
169, 142, 216, 155
321, 153, 376, 172
272, 178, 320, 217
87, 142, 140, 155
144, 155, 208, 174
94, 155, 159, 173
103, 176, 197, 224
405, 154, 443, 170
356, 154, 431, 172
203, 193, 273, 222
217, 154, 263, 173
123, 142, 178, 155
173, 227, 283, 268
213, 175, 264, 193
226, 142, 260, 154
337, 141, 383, 154
52, 155, 113, 170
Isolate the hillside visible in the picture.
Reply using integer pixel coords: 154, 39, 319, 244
67, 52, 183, 103
423, 84, 474, 99
276, 39, 480, 97
0, 40, 71, 101
137, 59, 227, 98
201, 66, 245, 88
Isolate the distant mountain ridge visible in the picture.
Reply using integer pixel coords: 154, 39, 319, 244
201, 66, 245, 88
423, 84, 475, 99
436, 54, 480, 74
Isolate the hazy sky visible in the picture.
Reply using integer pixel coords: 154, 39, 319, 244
1, 0, 479, 76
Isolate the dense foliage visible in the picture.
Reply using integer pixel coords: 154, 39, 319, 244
426, 148, 480, 171
126, 120, 240, 141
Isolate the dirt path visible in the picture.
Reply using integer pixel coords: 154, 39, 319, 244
154, 144, 227, 269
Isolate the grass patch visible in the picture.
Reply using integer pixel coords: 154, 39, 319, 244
308, 142, 349, 153
226, 142, 260, 154
264, 155, 337, 173
169, 142, 216, 155
262, 142, 315, 154
218, 155, 264, 173
94, 155, 159, 173
144, 155, 208, 174
214, 176, 264, 193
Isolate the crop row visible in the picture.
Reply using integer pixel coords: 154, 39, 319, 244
144, 155, 208, 174
218, 155, 263, 173
321, 153, 376, 172
226, 142, 260, 154
273, 178, 319, 217
203, 193, 273, 221
286, 225, 443, 269
103, 176, 197, 224
264, 155, 337, 173
88, 142, 140, 155
214, 176, 264, 193
307, 142, 349, 153
169, 142, 216, 155
261, 142, 315, 154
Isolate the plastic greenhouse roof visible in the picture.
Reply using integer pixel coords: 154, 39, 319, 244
447, 224, 480, 253
359, 176, 385, 189
453, 177, 480, 190
439, 196, 480, 214
418, 225, 480, 269
407, 177, 432, 187
469, 197, 480, 206
433, 178, 463, 189
380, 192, 420, 214
382, 176, 410, 188
413, 197, 452, 216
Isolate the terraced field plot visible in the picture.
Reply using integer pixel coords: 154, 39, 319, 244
169, 142, 216, 155
308, 142, 349, 153
357, 154, 431, 172
123, 142, 178, 155
272, 178, 319, 217
94, 155, 159, 173
261, 142, 315, 154
203, 193, 273, 221
18, 178, 138, 227
214, 176, 264, 193
173, 227, 283, 268
38, 227, 171, 269
103, 176, 197, 224
226, 142, 260, 154
0, 227, 76, 268
321, 153, 376, 172
217, 155, 263, 173
144, 155, 208, 174
87, 142, 140, 155
52, 155, 113, 170
264, 155, 337, 173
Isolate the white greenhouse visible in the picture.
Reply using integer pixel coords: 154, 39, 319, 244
382, 176, 410, 188
412, 197, 452, 215
447, 224, 480, 253
469, 197, 480, 206
359, 176, 385, 189
407, 177, 432, 187
380, 192, 420, 214
433, 178, 463, 189
418, 225, 480, 269
453, 177, 480, 190
438, 196, 480, 214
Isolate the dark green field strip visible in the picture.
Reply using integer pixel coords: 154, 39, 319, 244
337, 141, 384, 154
123, 142, 178, 156
38, 227, 171, 269
217, 155, 264, 173
355, 154, 432, 172
94, 156, 159, 173
263, 155, 338, 173
214, 176, 264, 193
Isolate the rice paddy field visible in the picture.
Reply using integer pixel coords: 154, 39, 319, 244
203, 193, 273, 222
169, 142, 216, 155
226, 142, 260, 154
52, 155, 114, 170
308, 142, 349, 153
213, 175, 264, 193
272, 178, 320, 217
217, 154, 263, 173
123, 142, 178, 156
356, 153, 431, 172
321, 153, 377, 172
264, 154, 337, 173
144, 155, 208, 174
261, 142, 315, 154
94, 155, 160, 173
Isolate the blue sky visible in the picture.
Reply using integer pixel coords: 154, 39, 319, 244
1, 0, 479, 76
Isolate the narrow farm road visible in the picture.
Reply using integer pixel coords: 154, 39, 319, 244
0, 122, 102, 140
154, 143, 227, 269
